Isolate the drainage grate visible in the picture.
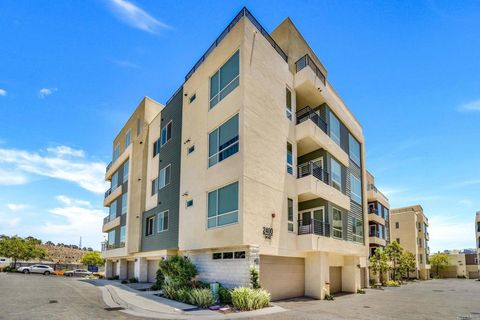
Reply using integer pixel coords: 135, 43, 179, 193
104, 307, 125, 311
49, 300, 58, 304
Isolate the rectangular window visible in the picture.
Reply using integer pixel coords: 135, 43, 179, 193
222, 252, 233, 259
109, 200, 117, 221
287, 142, 293, 175
349, 134, 361, 166
352, 217, 363, 243
136, 118, 142, 137
186, 199, 194, 207
153, 139, 160, 157
212, 253, 222, 260
208, 181, 238, 228
287, 198, 294, 232
125, 129, 131, 149
286, 88, 292, 120
210, 50, 240, 109
331, 158, 342, 191
159, 165, 171, 189
208, 114, 239, 167
332, 208, 343, 239
234, 251, 246, 259
121, 192, 128, 215
329, 112, 341, 145
145, 216, 154, 236
123, 160, 129, 183
161, 121, 172, 146
151, 178, 158, 196
157, 210, 168, 232
120, 226, 126, 245
113, 143, 120, 161
189, 93, 196, 103
395, 222, 400, 229
350, 174, 362, 204
188, 145, 195, 154
419, 254, 423, 264
111, 171, 119, 191
108, 229, 116, 245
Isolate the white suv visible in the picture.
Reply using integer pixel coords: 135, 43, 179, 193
17, 265, 54, 275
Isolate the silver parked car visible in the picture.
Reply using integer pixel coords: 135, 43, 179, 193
17, 264, 54, 275
64, 269, 92, 277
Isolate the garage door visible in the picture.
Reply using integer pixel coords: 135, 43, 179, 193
127, 261, 135, 279
259, 255, 304, 301
329, 267, 342, 294
148, 260, 160, 283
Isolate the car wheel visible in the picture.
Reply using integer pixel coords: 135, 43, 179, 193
44, 271, 50, 275
23, 270, 30, 274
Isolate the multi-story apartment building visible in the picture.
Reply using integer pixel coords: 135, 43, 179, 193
476, 211, 480, 272
366, 171, 390, 256
101, 7, 369, 300
439, 250, 479, 279
390, 205, 430, 279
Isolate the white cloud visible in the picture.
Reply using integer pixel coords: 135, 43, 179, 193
38, 87, 57, 98
47, 146, 85, 158
39, 197, 106, 247
458, 99, 480, 112
0, 145, 108, 193
0, 169, 28, 185
107, 0, 170, 34
0, 89, 7, 96
7, 204, 29, 211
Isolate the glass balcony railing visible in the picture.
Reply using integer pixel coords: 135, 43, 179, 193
295, 54, 326, 85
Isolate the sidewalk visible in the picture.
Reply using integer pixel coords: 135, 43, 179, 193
85, 279, 286, 319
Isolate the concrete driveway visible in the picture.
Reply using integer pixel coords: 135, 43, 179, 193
252, 279, 480, 320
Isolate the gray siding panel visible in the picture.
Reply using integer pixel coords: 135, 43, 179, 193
142, 87, 183, 252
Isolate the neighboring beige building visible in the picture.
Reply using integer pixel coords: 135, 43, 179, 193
438, 250, 479, 279
390, 205, 430, 279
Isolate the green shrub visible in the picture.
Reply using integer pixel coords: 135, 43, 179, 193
121, 280, 128, 284
192, 280, 210, 289
385, 280, 400, 287
155, 267, 165, 289
231, 288, 270, 311
250, 267, 260, 289
324, 294, 335, 300
129, 278, 138, 283
159, 256, 198, 288
188, 288, 215, 308
219, 286, 232, 304
357, 289, 365, 294
150, 283, 162, 291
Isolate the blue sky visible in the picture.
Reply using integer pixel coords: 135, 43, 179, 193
0, 0, 479, 251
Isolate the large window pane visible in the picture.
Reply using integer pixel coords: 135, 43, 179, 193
208, 114, 239, 167
350, 174, 362, 204
108, 230, 115, 245
207, 182, 238, 228
121, 192, 128, 214
218, 182, 238, 214
210, 51, 239, 109
331, 158, 342, 190
288, 198, 294, 232
329, 112, 341, 145
109, 201, 117, 221
208, 191, 217, 218
349, 134, 361, 166
287, 142, 293, 175
332, 208, 343, 239
120, 226, 126, 244
286, 88, 292, 120
111, 172, 118, 191
123, 160, 129, 183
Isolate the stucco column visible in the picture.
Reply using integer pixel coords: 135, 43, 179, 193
134, 257, 148, 282
105, 260, 114, 279
117, 259, 127, 280
305, 252, 329, 299
342, 256, 360, 293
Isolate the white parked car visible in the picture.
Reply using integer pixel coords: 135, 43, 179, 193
17, 265, 54, 275
64, 269, 92, 277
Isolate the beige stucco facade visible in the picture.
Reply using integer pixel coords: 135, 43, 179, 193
476, 212, 480, 272
390, 205, 430, 280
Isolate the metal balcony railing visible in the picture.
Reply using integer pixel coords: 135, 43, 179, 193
104, 188, 112, 199
296, 106, 328, 134
295, 54, 326, 85
298, 219, 330, 237
101, 241, 125, 252
106, 161, 112, 173
297, 161, 329, 184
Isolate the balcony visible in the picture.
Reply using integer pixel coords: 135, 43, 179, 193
102, 215, 120, 233
100, 241, 126, 259
425, 232, 430, 241
104, 185, 122, 207
368, 212, 386, 226
295, 107, 349, 167
298, 219, 330, 237
367, 184, 389, 207
105, 144, 132, 180
369, 232, 387, 247
297, 162, 350, 211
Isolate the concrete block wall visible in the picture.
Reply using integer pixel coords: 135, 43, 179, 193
185, 246, 259, 288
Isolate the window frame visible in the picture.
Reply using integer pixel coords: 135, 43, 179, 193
123, 160, 129, 183
159, 164, 171, 190
113, 143, 120, 161
208, 114, 239, 168
120, 225, 126, 245
286, 87, 292, 121
350, 174, 362, 204
331, 158, 342, 191
329, 112, 341, 146
352, 217, 363, 243
207, 181, 239, 229
349, 134, 361, 166
111, 171, 119, 191
160, 121, 172, 147
157, 210, 169, 233
125, 129, 131, 149
332, 207, 343, 239
209, 50, 240, 109
287, 198, 294, 233
145, 216, 154, 236
121, 192, 128, 215
151, 178, 158, 196
109, 200, 117, 221
287, 142, 293, 175
136, 118, 142, 137
108, 229, 116, 245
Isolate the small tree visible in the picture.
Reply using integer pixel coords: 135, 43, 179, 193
369, 249, 390, 284
429, 253, 449, 278
250, 267, 260, 289
0, 236, 46, 268
398, 251, 416, 280
159, 256, 198, 288
81, 251, 104, 267
385, 241, 403, 280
